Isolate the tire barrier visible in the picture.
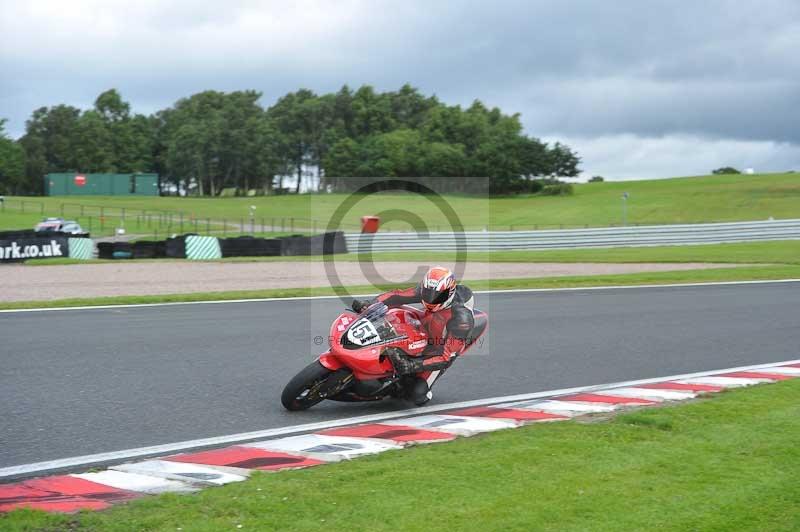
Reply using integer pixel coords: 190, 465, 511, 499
165, 235, 188, 258
131, 241, 166, 259
1, 235, 71, 262
97, 242, 133, 260
185, 235, 222, 260
279, 232, 348, 256
111, 242, 132, 260
68, 238, 94, 260
0, 230, 40, 240
1, 229, 94, 262
277, 235, 310, 256
5, 231, 348, 262
219, 236, 282, 257
96, 242, 115, 260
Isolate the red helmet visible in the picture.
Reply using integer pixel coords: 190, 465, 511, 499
419, 266, 457, 312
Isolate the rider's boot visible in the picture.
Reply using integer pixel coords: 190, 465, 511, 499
410, 377, 432, 406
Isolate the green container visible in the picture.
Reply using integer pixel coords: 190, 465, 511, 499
44, 173, 159, 196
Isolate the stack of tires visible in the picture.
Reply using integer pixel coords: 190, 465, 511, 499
219, 236, 282, 257
131, 240, 166, 259
278, 232, 347, 256
89, 231, 348, 261
97, 242, 133, 259
165, 235, 190, 258
0, 230, 39, 239
278, 235, 310, 256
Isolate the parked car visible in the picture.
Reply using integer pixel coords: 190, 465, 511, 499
35, 217, 85, 235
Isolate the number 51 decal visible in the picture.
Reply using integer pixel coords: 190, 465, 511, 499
347, 318, 380, 346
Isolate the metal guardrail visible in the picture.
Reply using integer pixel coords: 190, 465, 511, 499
344, 219, 800, 252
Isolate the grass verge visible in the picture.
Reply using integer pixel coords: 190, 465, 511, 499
348, 239, 800, 264
21, 239, 800, 266
2, 265, 800, 310
4, 379, 799, 531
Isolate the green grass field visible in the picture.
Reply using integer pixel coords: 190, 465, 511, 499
22, 239, 800, 267
4, 379, 798, 531
310, 239, 800, 265
3, 172, 800, 233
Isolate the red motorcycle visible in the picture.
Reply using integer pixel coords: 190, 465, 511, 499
281, 302, 488, 411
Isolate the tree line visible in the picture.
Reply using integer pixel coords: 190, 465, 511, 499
0, 85, 580, 196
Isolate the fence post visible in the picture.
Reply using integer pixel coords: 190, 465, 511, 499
261, 217, 264, 234
250, 217, 255, 234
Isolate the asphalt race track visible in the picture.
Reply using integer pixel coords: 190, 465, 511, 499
1, 281, 798, 469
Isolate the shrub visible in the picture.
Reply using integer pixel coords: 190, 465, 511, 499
712, 167, 741, 175
540, 183, 574, 196
527, 180, 544, 194
588, 175, 604, 182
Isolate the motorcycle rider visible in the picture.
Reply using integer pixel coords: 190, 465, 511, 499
351, 266, 478, 405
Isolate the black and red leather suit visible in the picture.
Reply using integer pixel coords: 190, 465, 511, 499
369, 284, 477, 372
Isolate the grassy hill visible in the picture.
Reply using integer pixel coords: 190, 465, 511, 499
2, 172, 799, 233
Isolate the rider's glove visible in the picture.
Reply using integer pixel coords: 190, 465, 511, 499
351, 299, 371, 313
385, 349, 423, 376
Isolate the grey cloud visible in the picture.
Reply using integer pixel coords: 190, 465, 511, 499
1, 0, 798, 177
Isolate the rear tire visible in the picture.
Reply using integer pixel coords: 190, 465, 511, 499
281, 361, 333, 411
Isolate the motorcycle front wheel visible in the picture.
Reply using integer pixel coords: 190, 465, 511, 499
281, 361, 333, 411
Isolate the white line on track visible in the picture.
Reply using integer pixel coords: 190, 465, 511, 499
2, 357, 797, 480
1, 278, 799, 314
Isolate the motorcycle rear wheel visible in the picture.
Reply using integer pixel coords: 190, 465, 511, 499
281, 361, 333, 411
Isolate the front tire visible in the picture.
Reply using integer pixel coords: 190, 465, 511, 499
281, 361, 334, 411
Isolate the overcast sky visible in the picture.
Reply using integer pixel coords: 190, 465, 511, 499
1, 0, 798, 180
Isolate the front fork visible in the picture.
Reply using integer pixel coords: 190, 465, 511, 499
317, 368, 354, 398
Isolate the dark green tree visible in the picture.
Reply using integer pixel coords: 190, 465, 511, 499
546, 142, 581, 177
14, 83, 581, 196
712, 166, 741, 175
0, 119, 26, 193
